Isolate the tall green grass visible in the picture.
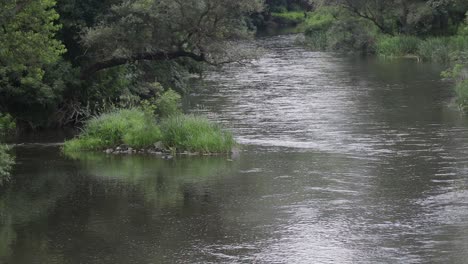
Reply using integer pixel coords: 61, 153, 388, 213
376, 35, 421, 57
160, 115, 235, 154
455, 80, 468, 111
376, 35, 468, 63
63, 110, 236, 154
63, 109, 162, 152
271, 11, 307, 25
417, 37, 451, 63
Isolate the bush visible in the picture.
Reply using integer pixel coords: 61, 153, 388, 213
304, 9, 376, 53
455, 80, 468, 111
0, 113, 15, 138
376, 35, 422, 57
156, 89, 182, 118
303, 8, 336, 30
443, 64, 468, 111
160, 115, 235, 153
326, 18, 376, 53
303, 10, 336, 50
271, 11, 307, 25
417, 37, 451, 63
63, 109, 162, 152
0, 144, 14, 184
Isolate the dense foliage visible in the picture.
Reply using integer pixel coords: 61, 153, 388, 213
0, 113, 15, 184
0, 0, 264, 128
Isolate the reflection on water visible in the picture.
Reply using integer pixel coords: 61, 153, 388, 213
2, 34, 468, 263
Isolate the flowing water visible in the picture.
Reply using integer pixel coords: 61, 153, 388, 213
2, 34, 468, 264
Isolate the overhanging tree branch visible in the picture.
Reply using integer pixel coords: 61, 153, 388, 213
340, 1, 394, 35
80, 50, 206, 79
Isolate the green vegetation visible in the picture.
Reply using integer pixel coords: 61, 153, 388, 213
271, 11, 307, 25
442, 64, 468, 110
375, 35, 468, 63
0, 144, 13, 183
63, 109, 162, 152
0, 0, 263, 129
63, 99, 235, 154
376, 36, 422, 58
160, 115, 235, 154
155, 89, 182, 118
0, 113, 15, 184
296, 2, 468, 111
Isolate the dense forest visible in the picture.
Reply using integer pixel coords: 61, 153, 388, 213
0, 0, 266, 129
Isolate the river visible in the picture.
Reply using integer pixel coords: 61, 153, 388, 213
2, 34, 468, 264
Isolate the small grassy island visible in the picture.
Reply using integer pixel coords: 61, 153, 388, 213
63, 110, 235, 156
63, 91, 235, 156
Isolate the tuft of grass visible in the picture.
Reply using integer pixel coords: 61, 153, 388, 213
122, 123, 162, 149
272, 11, 307, 25
303, 10, 335, 33
160, 115, 235, 154
376, 35, 422, 57
417, 37, 451, 63
63, 109, 162, 152
376, 35, 468, 63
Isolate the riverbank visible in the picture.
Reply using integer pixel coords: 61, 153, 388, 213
273, 7, 468, 110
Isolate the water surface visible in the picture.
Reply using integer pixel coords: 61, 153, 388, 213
2, 34, 468, 263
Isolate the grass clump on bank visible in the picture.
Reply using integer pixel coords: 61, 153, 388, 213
376, 35, 422, 57
63, 108, 236, 154
443, 64, 468, 110
375, 35, 468, 63
271, 11, 307, 25
160, 115, 235, 154
63, 109, 162, 152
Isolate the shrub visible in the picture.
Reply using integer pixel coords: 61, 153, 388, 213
156, 89, 182, 118
63, 109, 162, 152
0, 113, 15, 138
417, 37, 451, 63
160, 115, 235, 153
455, 80, 468, 111
326, 18, 376, 53
303, 9, 336, 33
304, 10, 336, 50
304, 31, 328, 50
304, 9, 376, 53
443, 64, 468, 111
376, 35, 422, 57
0, 144, 14, 184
